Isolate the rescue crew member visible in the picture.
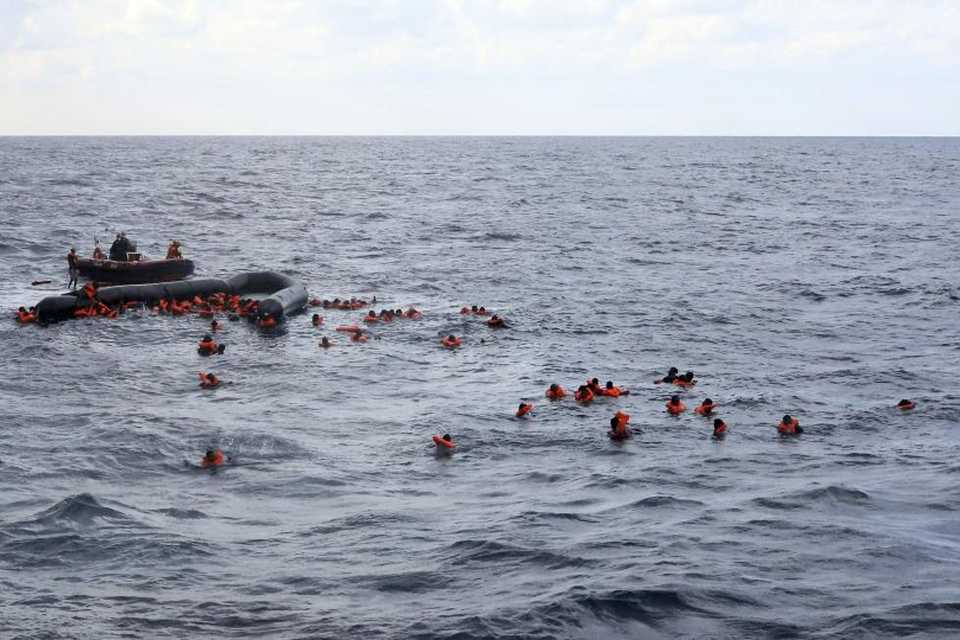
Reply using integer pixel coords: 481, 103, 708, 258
67, 247, 79, 289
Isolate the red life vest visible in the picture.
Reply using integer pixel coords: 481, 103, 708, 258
516, 403, 533, 417
777, 418, 800, 435
201, 450, 226, 467
666, 400, 686, 415
545, 386, 566, 400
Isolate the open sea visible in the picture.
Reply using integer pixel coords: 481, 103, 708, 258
1, 136, 959, 639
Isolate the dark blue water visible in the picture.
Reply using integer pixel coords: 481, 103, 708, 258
2, 137, 960, 639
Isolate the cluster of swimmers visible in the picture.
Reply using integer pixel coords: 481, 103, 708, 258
13, 288, 919, 466
432, 366, 919, 453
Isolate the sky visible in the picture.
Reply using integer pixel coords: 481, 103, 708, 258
1, 0, 958, 135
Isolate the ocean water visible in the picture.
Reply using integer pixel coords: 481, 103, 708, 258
1, 136, 959, 639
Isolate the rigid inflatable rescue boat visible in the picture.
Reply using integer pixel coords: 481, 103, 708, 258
76, 258, 195, 284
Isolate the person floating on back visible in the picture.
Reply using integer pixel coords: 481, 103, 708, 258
609, 411, 631, 440
777, 414, 802, 435
545, 383, 567, 400
655, 367, 679, 384
694, 398, 715, 416
201, 449, 228, 468
896, 399, 916, 411
666, 395, 686, 415
712, 418, 727, 438
516, 402, 534, 418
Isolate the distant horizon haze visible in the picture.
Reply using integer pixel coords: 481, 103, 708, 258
2, 1, 957, 136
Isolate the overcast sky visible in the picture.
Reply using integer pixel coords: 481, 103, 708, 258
2, 0, 958, 135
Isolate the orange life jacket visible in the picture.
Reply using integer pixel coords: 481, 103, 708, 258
714, 421, 727, 436
487, 317, 504, 327
777, 418, 800, 435
432, 435, 455, 450
694, 403, 714, 416
363, 315, 379, 323
897, 401, 916, 411
82, 283, 96, 299
441, 336, 462, 348
673, 378, 696, 388
603, 387, 621, 398
666, 400, 687, 415
199, 374, 220, 389
545, 386, 567, 400
351, 333, 368, 343
201, 450, 226, 467
516, 403, 533, 417
198, 338, 217, 352
16, 311, 36, 324
259, 316, 277, 328
574, 388, 594, 403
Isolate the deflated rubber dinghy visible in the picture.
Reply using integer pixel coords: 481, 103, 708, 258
35, 271, 307, 324
76, 258, 195, 284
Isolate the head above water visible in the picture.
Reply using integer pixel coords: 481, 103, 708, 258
684, 372, 694, 381
442, 434, 451, 442
550, 383, 559, 392
204, 449, 215, 460
471, 305, 478, 312
703, 398, 713, 405
605, 381, 614, 389
671, 395, 680, 403
668, 367, 679, 375
782, 414, 792, 424
202, 334, 212, 341
713, 419, 724, 429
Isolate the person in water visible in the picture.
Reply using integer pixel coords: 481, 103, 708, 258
210, 319, 220, 332
516, 402, 533, 417
666, 395, 686, 415
198, 372, 220, 388
602, 381, 629, 397
609, 411, 631, 440
713, 418, 727, 437
587, 378, 603, 395
487, 314, 506, 328
897, 399, 916, 411
319, 336, 332, 348
201, 449, 228, 468
574, 385, 594, 403
545, 383, 566, 400
694, 398, 715, 416
655, 367, 679, 384
67, 247, 79, 289
777, 414, 802, 435
312, 314, 323, 327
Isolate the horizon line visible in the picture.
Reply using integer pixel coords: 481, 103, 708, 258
1, 133, 958, 138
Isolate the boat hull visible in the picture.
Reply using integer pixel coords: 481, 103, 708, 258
77, 258, 195, 284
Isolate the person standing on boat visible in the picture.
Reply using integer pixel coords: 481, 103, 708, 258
67, 247, 79, 289
166, 240, 183, 259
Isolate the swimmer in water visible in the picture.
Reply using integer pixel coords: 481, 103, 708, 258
210, 319, 220, 331
777, 414, 802, 435
713, 418, 727, 438
200, 448, 229, 468
655, 367, 679, 384
666, 395, 686, 415
516, 402, 534, 417
545, 383, 566, 400
312, 314, 323, 327
897, 399, 916, 411
319, 336, 332, 348
602, 381, 629, 397
694, 398, 715, 416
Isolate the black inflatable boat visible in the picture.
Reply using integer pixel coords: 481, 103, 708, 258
35, 271, 307, 324
77, 258, 195, 284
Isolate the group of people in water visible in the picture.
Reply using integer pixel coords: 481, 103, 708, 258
14, 274, 920, 468
434, 365, 918, 452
